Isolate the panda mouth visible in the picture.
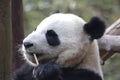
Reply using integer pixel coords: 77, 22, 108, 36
27, 52, 57, 64
29, 52, 44, 58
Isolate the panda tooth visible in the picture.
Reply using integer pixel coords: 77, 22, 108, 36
33, 54, 39, 65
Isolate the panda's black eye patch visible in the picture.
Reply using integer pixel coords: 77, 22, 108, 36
46, 30, 60, 46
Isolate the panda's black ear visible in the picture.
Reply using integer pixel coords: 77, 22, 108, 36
52, 10, 60, 14
84, 17, 106, 40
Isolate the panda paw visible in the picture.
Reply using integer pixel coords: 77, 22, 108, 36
33, 63, 63, 80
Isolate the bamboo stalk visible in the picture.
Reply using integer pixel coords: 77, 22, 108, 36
33, 54, 39, 65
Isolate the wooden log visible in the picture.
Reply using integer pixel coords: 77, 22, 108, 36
12, 0, 24, 71
98, 18, 120, 64
98, 35, 120, 52
105, 18, 120, 35
98, 35, 120, 63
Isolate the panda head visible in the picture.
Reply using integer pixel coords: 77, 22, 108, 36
22, 13, 105, 67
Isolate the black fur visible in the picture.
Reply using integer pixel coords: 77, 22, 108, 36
46, 30, 60, 46
33, 64, 62, 80
13, 63, 102, 80
62, 68, 102, 80
23, 42, 33, 48
13, 63, 34, 80
52, 10, 60, 14
84, 17, 105, 40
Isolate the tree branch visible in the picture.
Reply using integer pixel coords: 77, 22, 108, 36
98, 18, 120, 64
105, 18, 120, 35
98, 35, 120, 52
98, 35, 120, 62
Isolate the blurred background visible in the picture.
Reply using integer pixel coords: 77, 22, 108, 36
23, 0, 120, 80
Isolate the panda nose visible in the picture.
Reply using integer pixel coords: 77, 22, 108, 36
23, 42, 33, 48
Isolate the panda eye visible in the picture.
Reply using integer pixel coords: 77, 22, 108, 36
46, 30, 60, 46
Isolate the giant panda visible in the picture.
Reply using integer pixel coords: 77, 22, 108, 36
13, 13, 105, 80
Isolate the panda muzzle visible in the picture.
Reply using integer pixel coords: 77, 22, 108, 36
28, 52, 44, 58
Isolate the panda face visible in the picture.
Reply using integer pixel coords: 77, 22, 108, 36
22, 13, 105, 67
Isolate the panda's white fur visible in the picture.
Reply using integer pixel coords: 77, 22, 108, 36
22, 13, 103, 79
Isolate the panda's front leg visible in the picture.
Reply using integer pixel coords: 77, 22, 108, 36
33, 63, 63, 80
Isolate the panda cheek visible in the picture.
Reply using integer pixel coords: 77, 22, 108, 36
46, 30, 60, 46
